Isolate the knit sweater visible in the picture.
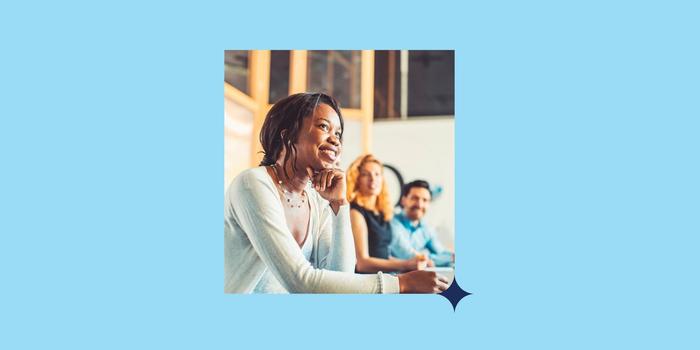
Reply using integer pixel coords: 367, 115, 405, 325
224, 167, 400, 293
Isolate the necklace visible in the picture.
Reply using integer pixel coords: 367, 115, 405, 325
271, 164, 307, 209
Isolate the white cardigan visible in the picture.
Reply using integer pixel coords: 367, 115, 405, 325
224, 167, 400, 293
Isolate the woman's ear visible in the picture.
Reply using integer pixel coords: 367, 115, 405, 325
280, 129, 287, 139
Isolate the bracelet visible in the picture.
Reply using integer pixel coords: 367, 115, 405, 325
377, 271, 384, 294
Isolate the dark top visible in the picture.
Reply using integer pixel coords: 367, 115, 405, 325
350, 203, 392, 259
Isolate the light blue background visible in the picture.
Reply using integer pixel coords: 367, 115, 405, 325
1, 1, 698, 349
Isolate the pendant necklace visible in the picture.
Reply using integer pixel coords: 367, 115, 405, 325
271, 164, 306, 209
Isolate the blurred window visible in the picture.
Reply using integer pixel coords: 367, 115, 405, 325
268, 50, 290, 104
408, 50, 454, 116
307, 50, 362, 109
374, 50, 401, 119
224, 50, 249, 94
374, 50, 454, 119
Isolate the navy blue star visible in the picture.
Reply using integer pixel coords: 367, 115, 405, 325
439, 277, 471, 311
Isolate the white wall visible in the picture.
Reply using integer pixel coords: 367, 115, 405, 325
224, 97, 253, 190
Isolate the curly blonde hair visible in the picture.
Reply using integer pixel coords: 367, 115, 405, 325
346, 154, 393, 222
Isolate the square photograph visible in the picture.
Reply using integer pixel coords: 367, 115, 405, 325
224, 50, 455, 293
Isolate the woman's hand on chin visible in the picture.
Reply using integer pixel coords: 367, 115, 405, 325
308, 167, 348, 212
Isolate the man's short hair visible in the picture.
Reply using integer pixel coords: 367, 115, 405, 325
401, 180, 432, 199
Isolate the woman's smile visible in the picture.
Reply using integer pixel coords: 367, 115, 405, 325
319, 146, 338, 161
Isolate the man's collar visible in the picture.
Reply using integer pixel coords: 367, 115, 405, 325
397, 212, 423, 232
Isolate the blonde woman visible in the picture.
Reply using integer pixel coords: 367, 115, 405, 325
347, 154, 429, 273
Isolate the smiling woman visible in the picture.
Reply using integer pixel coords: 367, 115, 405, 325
224, 92, 449, 294
347, 154, 429, 273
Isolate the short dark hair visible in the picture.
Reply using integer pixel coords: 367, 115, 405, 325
401, 180, 432, 198
259, 92, 343, 178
